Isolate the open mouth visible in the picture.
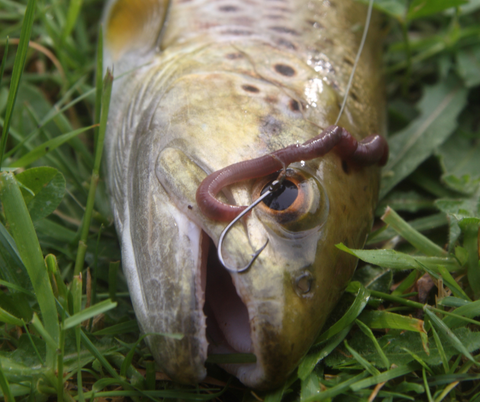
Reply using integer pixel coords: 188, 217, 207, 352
201, 234, 255, 358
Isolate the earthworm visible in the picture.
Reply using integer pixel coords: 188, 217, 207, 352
196, 125, 389, 221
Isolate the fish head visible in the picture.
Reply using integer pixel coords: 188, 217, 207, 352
115, 41, 381, 389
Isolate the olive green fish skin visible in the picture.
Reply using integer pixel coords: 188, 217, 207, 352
102, 0, 384, 389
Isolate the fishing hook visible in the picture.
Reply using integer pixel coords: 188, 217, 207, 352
217, 178, 283, 273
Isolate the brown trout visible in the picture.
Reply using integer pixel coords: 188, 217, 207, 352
102, 0, 385, 390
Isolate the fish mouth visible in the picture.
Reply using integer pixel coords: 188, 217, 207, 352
197, 223, 261, 384
202, 237, 254, 357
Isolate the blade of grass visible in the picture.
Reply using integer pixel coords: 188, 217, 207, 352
430, 324, 449, 374
368, 289, 480, 326
92, 320, 138, 336
350, 363, 420, 391
442, 300, 480, 328
0, 172, 59, 367
460, 219, 480, 298
382, 207, 447, 256
120, 333, 150, 377
9, 124, 96, 168
303, 371, 369, 401
0, 0, 37, 166
61, 0, 83, 42
63, 299, 117, 330
424, 308, 478, 365
337, 243, 459, 271
0, 306, 24, 326
401, 348, 433, 374
344, 340, 381, 376
71, 275, 83, 402
23, 321, 44, 365
0, 280, 33, 296
31, 312, 57, 351
0, 37, 9, 88
423, 367, 434, 402
0, 361, 15, 402
316, 284, 370, 343
74, 69, 112, 276
368, 212, 448, 245
355, 319, 390, 368
298, 324, 353, 380
358, 310, 426, 333
0, 220, 27, 283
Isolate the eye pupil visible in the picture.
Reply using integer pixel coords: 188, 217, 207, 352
261, 180, 298, 211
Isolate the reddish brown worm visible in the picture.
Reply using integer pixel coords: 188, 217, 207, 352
196, 125, 389, 221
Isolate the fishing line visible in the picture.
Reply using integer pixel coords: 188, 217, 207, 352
334, 0, 375, 125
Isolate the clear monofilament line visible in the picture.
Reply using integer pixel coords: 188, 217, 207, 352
334, 0, 375, 125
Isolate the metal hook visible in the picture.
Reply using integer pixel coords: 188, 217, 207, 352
217, 179, 284, 273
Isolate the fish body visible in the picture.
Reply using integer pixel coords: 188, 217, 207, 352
102, 0, 385, 390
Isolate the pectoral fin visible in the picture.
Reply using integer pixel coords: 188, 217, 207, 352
103, 0, 170, 64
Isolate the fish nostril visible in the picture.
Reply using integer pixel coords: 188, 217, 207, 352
295, 271, 314, 295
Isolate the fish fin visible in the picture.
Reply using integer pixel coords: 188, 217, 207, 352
102, 0, 170, 70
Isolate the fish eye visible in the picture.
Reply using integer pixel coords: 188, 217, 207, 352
261, 179, 298, 211
252, 168, 329, 234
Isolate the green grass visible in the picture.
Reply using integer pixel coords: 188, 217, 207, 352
0, 0, 480, 400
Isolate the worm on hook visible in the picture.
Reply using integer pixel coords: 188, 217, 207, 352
196, 125, 389, 222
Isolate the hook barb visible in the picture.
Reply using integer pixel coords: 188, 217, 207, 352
217, 179, 283, 273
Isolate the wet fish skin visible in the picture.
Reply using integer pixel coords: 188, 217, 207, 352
102, 0, 384, 389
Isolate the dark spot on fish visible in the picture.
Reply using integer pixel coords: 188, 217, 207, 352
342, 160, 349, 174
226, 52, 242, 59
350, 91, 359, 102
242, 84, 260, 93
343, 57, 354, 66
219, 5, 238, 12
222, 29, 251, 36
260, 116, 283, 137
276, 38, 297, 50
265, 95, 278, 104
289, 99, 300, 112
269, 26, 299, 35
274, 63, 296, 77
188, 205, 193, 210
265, 14, 284, 20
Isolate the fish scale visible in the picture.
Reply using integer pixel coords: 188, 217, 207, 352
102, 0, 385, 389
